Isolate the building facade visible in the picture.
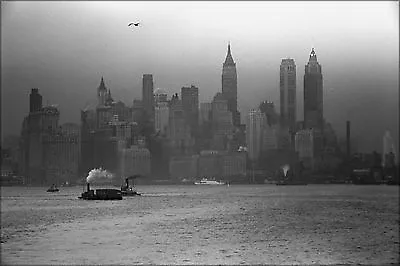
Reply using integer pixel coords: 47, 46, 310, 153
295, 129, 315, 169
246, 109, 266, 162
169, 155, 198, 179
42, 130, 80, 185
211, 92, 233, 151
220, 152, 247, 178
262, 124, 278, 151
197, 150, 246, 179
142, 74, 154, 120
181, 85, 199, 136
120, 145, 151, 178
155, 101, 170, 136
168, 94, 193, 155
199, 102, 212, 125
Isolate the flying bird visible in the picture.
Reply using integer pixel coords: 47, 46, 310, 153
128, 22, 140, 27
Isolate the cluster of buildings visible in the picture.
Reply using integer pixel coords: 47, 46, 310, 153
246, 48, 340, 179
18, 89, 80, 185
14, 44, 398, 185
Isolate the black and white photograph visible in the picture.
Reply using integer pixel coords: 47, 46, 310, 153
1, 1, 399, 265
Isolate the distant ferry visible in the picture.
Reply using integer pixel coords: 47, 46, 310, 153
194, 178, 226, 185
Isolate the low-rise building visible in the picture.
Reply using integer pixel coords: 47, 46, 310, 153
169, 155, 198, 179
220, 151, 247, 178
120, 145, 151, 178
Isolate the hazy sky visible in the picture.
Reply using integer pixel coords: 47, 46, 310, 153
2, 1, 398, 153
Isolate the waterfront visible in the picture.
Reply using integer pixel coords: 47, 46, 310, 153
1, 185, 399, 265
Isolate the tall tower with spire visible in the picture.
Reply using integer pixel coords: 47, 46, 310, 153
222, 43, 239, 126
97, 77, 108, 106
304, 48, 323, 131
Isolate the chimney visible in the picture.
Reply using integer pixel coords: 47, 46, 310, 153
346, 121, 351, 157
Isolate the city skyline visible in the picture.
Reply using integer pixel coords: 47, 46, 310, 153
2, 1, 398, 154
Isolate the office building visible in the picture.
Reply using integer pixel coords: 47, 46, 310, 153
142, 74, 154, 119
222, 43, 239, 126
280, 59, 297, 132
304, 48, 323, 131
246, 109, 265, 162
181, 85, 199, 135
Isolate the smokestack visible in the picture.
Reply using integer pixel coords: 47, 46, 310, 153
346, 121, 351, 157
87, 183, 90, 192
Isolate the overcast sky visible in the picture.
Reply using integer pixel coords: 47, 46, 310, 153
1, 1, 398, 153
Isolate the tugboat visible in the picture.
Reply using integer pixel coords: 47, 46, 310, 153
79, 183, 122, 200
276, 166, 308, 186
47, 184, 59, 192
121, 176, 141, 196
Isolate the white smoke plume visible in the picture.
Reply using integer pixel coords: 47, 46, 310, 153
86, 168, 114, 183
281, 164, 290, 177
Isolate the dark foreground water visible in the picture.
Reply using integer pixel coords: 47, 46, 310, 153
1, 185, 399, 265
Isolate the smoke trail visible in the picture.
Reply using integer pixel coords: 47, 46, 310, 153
86, 168, 114, 183
281, 164, 290, 177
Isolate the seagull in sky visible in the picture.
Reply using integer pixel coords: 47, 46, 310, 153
128, 22, 140, 27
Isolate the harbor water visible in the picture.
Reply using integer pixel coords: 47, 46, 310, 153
1, 184, 399, 265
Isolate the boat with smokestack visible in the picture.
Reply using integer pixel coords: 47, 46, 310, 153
121, 175, 141, 196
79, 183, 122, 200
47, 184, 59, 192
78, 168, 123, 200
276, 164, 308, 185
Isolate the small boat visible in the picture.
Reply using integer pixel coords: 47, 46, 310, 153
121, 175, 141, 196
194, 178, 226, 185
47, 184, 59, 192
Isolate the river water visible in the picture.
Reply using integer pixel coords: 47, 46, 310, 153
1, 184, 399, 265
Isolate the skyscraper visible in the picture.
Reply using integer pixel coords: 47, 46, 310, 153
142, 74, 154, 119
155, 102, 169, 135
97, 77, 108, 106
168, 93, 193, 155
304, 48, 323, 131
29, 88, 42, 113
211, 92, 233, 151
280, 59, 296, 132
259, 101, 279, 126
181, 85, 199, 135
222, 43, 239, 126
246, 109, 265, 162
154, 88, 169, 135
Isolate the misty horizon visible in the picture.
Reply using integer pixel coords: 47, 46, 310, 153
2, 1, 398, 154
